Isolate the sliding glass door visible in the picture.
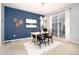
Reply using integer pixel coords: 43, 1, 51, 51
58, 14, 65, 38
52, 12, 65, 38
52, 16, 58, 36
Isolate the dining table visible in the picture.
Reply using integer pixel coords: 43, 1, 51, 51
31, 32, 48, 43
31, 32, 41, 44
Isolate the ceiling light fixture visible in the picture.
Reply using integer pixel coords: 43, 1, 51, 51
40, 3, 47, 20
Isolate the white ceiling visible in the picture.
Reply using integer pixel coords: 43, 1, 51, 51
4, 3, 72, 15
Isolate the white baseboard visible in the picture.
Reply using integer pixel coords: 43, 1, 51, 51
4, 37, 31, 43
0, 40, 2, 45
0, 42, 2, 47
0, 42, 1, 45
3, 37, 79, 44
65, 39, 79, 44
59, 38, 79, 44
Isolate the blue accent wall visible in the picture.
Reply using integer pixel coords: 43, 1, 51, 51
5, 6, 41, 41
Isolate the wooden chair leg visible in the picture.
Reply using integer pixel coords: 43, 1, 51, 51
48, 38, 49, 45
51, 38, 53, 43
32, 38, 35, 44
44, 39, 46, 46
39, 40, 41, 49
39, 43, 41, 49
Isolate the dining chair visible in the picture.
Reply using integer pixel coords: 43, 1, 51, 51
47, 31, 53, 44
42, 33, 49, 45
43, 28, 47, 32
37, 34, 47, 49
32, 34, 36, 44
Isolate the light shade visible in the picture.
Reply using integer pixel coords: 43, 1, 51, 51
40, 16, 47, 20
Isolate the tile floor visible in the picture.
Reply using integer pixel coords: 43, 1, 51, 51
0, 37, 79, 55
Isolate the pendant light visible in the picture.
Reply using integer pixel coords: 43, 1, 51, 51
40, 3, 47, 20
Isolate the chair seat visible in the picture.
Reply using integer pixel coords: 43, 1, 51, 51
47, 36, 52, 38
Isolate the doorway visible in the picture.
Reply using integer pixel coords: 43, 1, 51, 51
52, 12, 65, 38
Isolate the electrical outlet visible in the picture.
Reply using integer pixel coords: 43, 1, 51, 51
13, 35, 16, 37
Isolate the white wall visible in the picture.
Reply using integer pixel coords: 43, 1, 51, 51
70, 4, 79, 42
46, 15, 52, 31
64, 4, 79, 42
0, 3, 4, 45
0, 3, 1, 45
43, 15, 52, 31
65, 8, 71, 40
